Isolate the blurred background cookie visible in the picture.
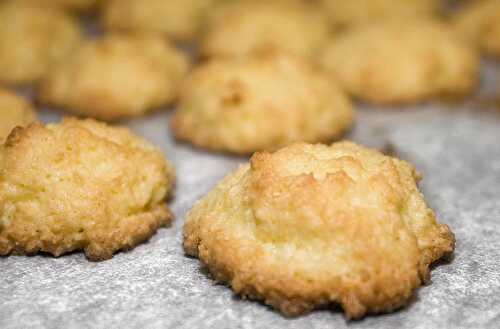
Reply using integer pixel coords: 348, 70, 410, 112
38, 0, 100, 14
0, 117, 174, 261
0, 88, 36, 143
184, 141, 455, 319
101, 0, 214, 41
200, 0, 331, 59
453, 0, 500, 58
320, 18, 478, 105
319, 0, 441, 28
37, 34, 190, 121
0, 0, 82, 85
171, 51, 354, 154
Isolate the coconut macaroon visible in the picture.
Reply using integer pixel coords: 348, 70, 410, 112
0, 118, 174, 261
102, 0, 214, 41
319, 0, 441, 28
38, 0, 99, 13
184, 141, 455, 319
37, 34, 190, 121
0, 1, 82, 85
171, 51, 353, 154
320, 19, 478, 105
0, 89, 36, 143
453, 0, 500, 58
200, 0, 331, 59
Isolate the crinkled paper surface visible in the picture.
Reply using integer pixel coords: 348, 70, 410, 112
1, 62, 500, 329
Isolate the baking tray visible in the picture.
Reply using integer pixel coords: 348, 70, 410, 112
1, 54, 500, 329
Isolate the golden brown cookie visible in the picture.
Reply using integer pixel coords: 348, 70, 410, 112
453, 0, 500, 58
200, 0, 331, 59
38, 0, 99, 13
184, 141, 455, 319
0, 0, 82, 85
37, 34, 190, 121
0, 117, 174, 261
320, 19, 478, 105
171, 51, 353, 154
319, 0, 441, 28
101, 0, 214, 41
0, 89, 36, 143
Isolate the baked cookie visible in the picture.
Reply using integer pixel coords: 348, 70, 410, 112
0, 89, 36, 143
102, 0, 214, 41
320, 19, 478, 105
453, 0, 500, 58
319, 0, 441, 28
171, 51, 353, 154
37, 34, 190, 121
0, 118, 174, 261
200, 0, 331, 59
0, 0, 82, 85
184, 141, 455, 319
38, 0, 99, 13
